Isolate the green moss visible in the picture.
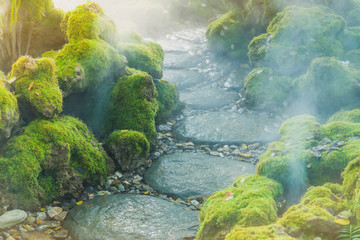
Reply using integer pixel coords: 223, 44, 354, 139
294, 57, 360, 114
244, 67, 293, 111
327, 109, 360, 123
109, 70, 158, 147
248, 6, 345, 76
279, 115, 320, 143
197, 175, 283, 240
0, 80, 19, 142
0, 116, 113, 211
154, 80, 183, 123
8, 56, 62, 120
55, 39, 126, 96
278, 184, 351, 239
342, 27, 360, 51
41, 50, 59, 59
117, 38, 164, 79
225, 224, 295, 240
320, 121, 360, 139
104, 130, 149, 171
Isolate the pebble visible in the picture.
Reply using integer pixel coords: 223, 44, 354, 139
210, 151, 220, 156
115, 171, 123, 179
190, 200, 200, 207
47, 207, 63, 219
0, 210, 27, 229
97, 191, 111, 196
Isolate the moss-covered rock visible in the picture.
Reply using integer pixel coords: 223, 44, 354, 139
248, 6, 345, 77
117, 33, 164, 79
109, 70, 158, 147
244, 67, 292, 111
61, 2, 118, 46
197, 175, 283, 240
154, 80, 183, 123
55, 39, 126, 96
278, 184, 350, 239
104, 130, 149, 171
8, 56, 62, 120
224, 224, 295, 240
327, 109, 360, 123
0, 79, 19, 144
0, 116, 114, 211
258, 114, 360, 193
293, 57, 360, 115
342, 157, 360, 220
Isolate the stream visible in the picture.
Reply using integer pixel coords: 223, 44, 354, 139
64, 28, 284, 240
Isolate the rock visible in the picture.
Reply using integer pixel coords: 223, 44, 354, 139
162, 69, 205, 91
144, 152, 256, 198
22, 231, 52, 240
179, 87, 238, 110
0, 210, 27, 229
177, 110, 280, 144
64, 194, 199, 240
54, 211, 68, 221
47, 207, 63, 219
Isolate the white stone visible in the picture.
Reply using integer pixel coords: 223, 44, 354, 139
0, 210, 27, 229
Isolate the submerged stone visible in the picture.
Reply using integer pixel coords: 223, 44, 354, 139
144, 152, 256, 198
177, 111, 280, 144
64, 194, 199, 240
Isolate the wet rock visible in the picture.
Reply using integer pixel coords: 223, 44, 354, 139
180, 87, 238, 110
47, 207, 63, 219
177, 111, 280, 144
64, 194, 198, 240
0, 210, 27, 229
144, 152, 256, 198
22, 231, 52, 240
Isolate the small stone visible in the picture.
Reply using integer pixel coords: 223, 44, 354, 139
248, 143, 260, 150
25, 216, 35, 224
47, 207, 63, 219
41, 221, 60, 228
190, 200, 200, 206
210, 151, 220, 156
338, 210, 352, 219
321, 137, 332, 144
44, 229, 55, 235
0, 210, 27, 229
36, 225, 49, 232
118, 184, 125, 192
97, 191, 111, 196
115, 171, 123, 179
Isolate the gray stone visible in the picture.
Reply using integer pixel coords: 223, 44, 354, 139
144, 152, 256, 198
64, 194, 199, 240
0, 210, 27, 229
177, 111, 281, 144
180, 87, 238, 110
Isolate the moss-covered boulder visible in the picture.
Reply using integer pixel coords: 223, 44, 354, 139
154, 80, 183, 123
327, 109, 360, 123
258, 113, 360, 196
293, 57, 360, 115
224, 224, 295, 240
8, 56, 62, 120
109, 70, 158, 147
0, 79, 19, 144
197, 175, 283, 240
248, 6, 345, 77
55, 39, 126, 96
0, 116, 114, 211
244, 67, 292, 111
117, 33, 164, 79
61, 2, 118, 46
342, 157, 360, 220
104, 130, 149, 171
278, 184, 350, 239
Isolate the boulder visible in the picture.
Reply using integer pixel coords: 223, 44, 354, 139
0, 210, 27, 229
8, 56, 62, 120
105, 130, 150, 171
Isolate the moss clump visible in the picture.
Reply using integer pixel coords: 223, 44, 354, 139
244, 67, 292, 111
278, 184, 350, 239
55, 39, 126, 96
0, 116, 113, 211
327, 109, 360, 123
8, 56, 62, 120
109, 70, 158, 147
0, 80, 19, 143
61, 2, 118, 45
248, 6, 345, 77
224, 224, 295, 240
105, 130, 149, 171
197, 175, 283, 240
258, 115, 360, 193
117, 35, 164, 79
154, 80, 183, 123
294, 57, 360, 115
